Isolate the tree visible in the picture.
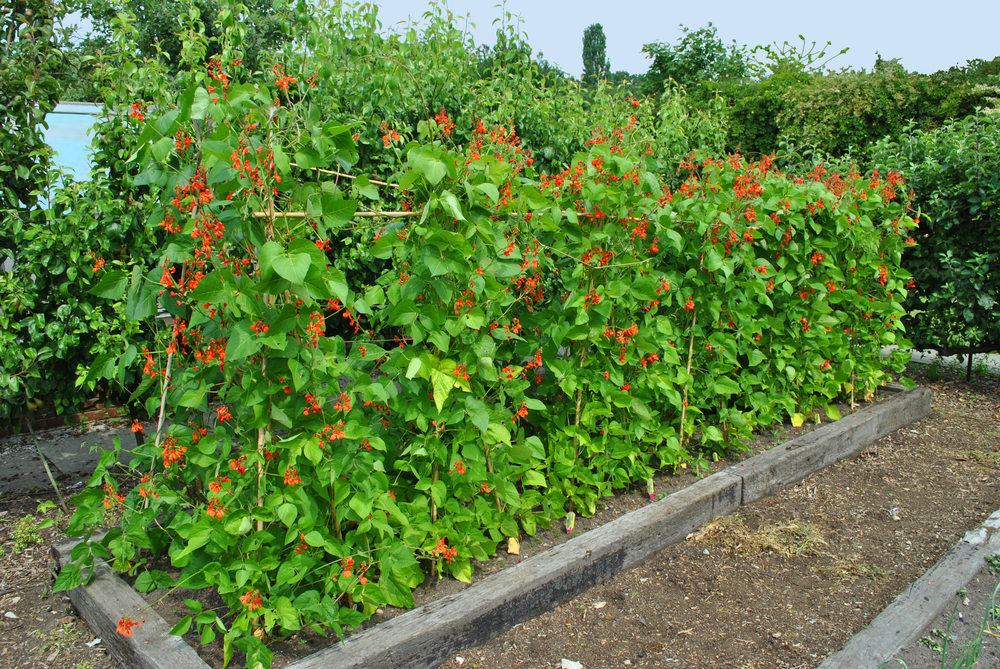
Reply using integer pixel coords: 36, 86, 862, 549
1, 0, 66, 210
77, 0, 289, 76
582, 23, 610, 85
641, 23, 749, 99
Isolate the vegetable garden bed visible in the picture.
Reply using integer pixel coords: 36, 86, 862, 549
53, 385, 929, 669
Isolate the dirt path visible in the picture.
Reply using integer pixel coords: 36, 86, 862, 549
0, 497, 114, 669
452, 367, 1000, 669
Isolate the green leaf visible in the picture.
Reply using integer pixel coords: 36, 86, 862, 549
441, 191, 466, 221
225, 320, 263, 361
475, 183, 499, 203
88, 270, 129, 298
191, 87, 211, 120
178, 385, 208, 408
271, 252, 312, 284
388, 299, 418, 326
713, 377, 740, 396
520, 186, 548, 209
223, 513, 252, 536
463, 308, 485, 330
353, 175, 379, 200
379, 569, 417, 608
703, 426, 724, 442
133, 165, 163, 187
189, 271, 232, 305
125, 266, 157, 321
824, 404, 842, 421
151, 136, 173, 162
288, 358, 310, 391
449, 557, 473, 583
430, 480, 447, 506
428, 330, 450, 353
430, 369, 455, 413
522, 470, 546, 488
487, 422, 512, 445
169, 615, 193, 636
304, 438, 323, 465
135, 570, 175, 592
52, 564, 82, 592
84, 352, 117, 386
465, 397, 489, 434
294, 148, 325, 169
271, 145, 290, 174
271, 404, 292, 428
423, 159, 447, 185
277, 503, 297, 527
424, 255, 449, 277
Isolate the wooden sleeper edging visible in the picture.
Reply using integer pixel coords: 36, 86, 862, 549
49, 557, 208, 669
52, 386, 932, 669
818, 508, 1000, 668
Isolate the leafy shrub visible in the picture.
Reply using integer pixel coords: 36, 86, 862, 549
0, 5, 167, 426
641, 23, 751, 100
775, 59, 927, 156
870, 114, 1000, 356
1, 0, 70, 424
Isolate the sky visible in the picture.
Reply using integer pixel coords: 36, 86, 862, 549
367, 0, 1000, 77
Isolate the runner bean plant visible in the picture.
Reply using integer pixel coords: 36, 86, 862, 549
59, 7, 916, 667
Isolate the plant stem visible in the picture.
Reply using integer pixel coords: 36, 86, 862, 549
431, 462, 439, 523
257, 356, 268, 532
330, 476, 342, 540
679, 311, 697, 450
485, 448, 502, 513
851, 369, 856, 409
22, 400, 68, 514
145, 350, 174, 509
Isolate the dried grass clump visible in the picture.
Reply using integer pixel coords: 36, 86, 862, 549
812, 553, 890, 581
688, 515, 826, 558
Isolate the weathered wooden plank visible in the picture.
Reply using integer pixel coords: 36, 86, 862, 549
62, 559, 210, 669
734, 387, 931, 505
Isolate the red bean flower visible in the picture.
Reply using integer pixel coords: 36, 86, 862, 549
116, 615, 143, 637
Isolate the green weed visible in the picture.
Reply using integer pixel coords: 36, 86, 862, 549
921, 583, 1000, 669
972, 356, 995, 378
34, 625, 83, 653
13, 515, 43, 552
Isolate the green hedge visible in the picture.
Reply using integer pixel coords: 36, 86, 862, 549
870, 114, 1000, 356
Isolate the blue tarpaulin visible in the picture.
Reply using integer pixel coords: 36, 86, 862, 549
44, 102, 100, 180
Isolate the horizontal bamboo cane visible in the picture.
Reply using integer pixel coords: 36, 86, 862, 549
288, 162, 397, 188
252, 210, 419, 219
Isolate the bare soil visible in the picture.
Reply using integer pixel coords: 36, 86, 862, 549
0, 497, 116, 669
3, 364, 998, 669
